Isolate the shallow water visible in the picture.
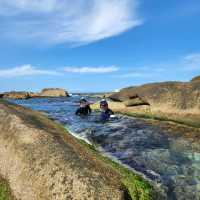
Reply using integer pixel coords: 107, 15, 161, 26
11, 96, 200, 200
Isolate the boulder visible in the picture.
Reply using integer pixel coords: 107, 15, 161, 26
124, 97, 150, 107
191, 75, 200, 82
39, 88, 68, 97
0, 100, 130, 200
109, 78, 200, 110
2, 91, 30, 99
29, 92, 41, 98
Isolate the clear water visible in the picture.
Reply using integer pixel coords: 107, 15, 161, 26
11, 96, 200, 200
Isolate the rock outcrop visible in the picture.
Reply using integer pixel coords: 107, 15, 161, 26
0, 88, 69, 99
0, 100, 130, 200
191, 75, 200, 82
2, 92, 30, 99
39, 88, 68, 97
109, 79, 200, 111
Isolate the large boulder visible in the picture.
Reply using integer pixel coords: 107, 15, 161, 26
110, 79, 200, 110
191, 75, 200, 82
39, 88, 68, 97
2, 91, 30, 99
0, 100, 130, 200
124, 97, 150, 107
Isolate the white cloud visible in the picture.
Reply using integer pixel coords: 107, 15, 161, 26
0, 65, 61, 78
183, 53, 200, 71
63, 66, 119, 73
0, 0, 142, 45
116, 67, 165, 78
118, 72, 151, 78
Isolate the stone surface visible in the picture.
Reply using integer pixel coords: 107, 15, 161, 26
0, 88, 69, 99
2, 92, 30, 99
191, 76, 200, 82
39, 88, 68, 97
0, 100, 130, 200
124, 97, 150, 107
110, 78, 200, 110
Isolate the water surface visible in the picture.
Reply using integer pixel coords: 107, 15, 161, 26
11, 96, 200, 200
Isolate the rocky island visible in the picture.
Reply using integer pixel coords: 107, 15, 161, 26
0, 88, 69, 99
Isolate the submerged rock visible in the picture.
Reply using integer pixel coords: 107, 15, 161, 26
0, 100, 130, 200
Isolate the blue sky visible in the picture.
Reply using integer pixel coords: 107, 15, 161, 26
0, 0, 200, 92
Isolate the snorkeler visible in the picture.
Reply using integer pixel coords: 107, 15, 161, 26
99, 99, 114, 122
75, 97, 92, 116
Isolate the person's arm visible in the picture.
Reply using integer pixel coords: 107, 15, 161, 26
109, 109, 114, 115
75, 108, 80, 115
87, 105, 92, 114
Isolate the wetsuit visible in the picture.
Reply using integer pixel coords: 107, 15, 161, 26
100, 108, 114, 122
75, 105, 91, 116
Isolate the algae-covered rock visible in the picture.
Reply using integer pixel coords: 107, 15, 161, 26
0, 100, 130, 200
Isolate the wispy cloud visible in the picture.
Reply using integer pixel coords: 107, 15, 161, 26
63, 66, 119, 73
0, 0, 142, 45
182, 53, 200, 71
0, 65, 61, 78
116, 67, 166, 79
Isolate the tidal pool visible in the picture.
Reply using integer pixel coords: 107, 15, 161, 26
11, 96, 200, 200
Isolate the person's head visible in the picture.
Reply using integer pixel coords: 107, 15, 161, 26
100, 99, 108, 111
80, 97, 87, 107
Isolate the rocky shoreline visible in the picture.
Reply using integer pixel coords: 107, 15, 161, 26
0, 100, 154, 200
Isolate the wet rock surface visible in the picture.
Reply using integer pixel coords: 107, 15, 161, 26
11, 96, 200, 200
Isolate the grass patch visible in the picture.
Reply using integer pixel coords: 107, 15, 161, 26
0, 178, 13, 200
77, 139, 154, 200
91, 101, 200, 129
120, 111, 200, 129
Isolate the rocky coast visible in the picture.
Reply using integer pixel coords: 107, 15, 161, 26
0, 100, 154, 200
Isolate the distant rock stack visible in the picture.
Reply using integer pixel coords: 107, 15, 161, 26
2, 91, 31, 99
39, 88, 69, 97
191, 75, 200, 82
0, 88, 69, 99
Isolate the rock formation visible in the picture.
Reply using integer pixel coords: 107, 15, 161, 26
0, 100, 130, 200
38, 88, 69, 97
0, 88, 69, 99
109, 78, 200, 111
2, 92, 30, 99
191, 75, 200, 82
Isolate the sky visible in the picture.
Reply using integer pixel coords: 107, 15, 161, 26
0, 0, 200, 93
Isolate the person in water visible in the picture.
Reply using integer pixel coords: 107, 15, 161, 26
75, 97, 92, 116
100, 99, 114, 122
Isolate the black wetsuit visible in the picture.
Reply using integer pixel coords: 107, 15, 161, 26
75, 105, 92, 116
100, 108, 114, 122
